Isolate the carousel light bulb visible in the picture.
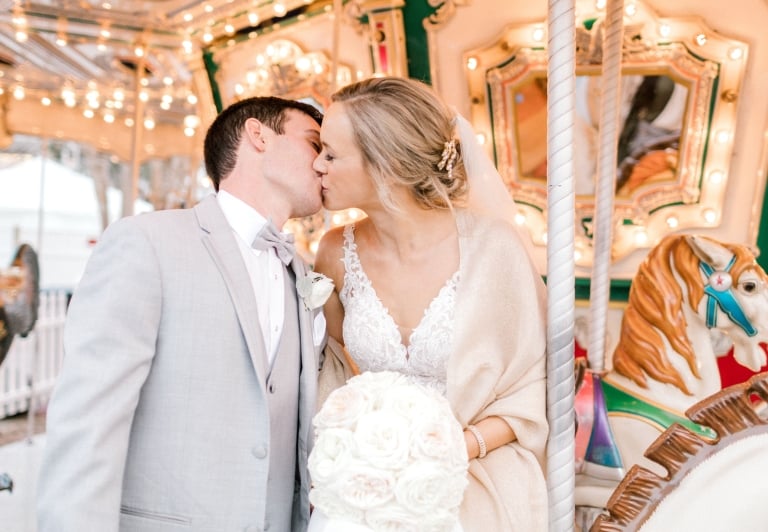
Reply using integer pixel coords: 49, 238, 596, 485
633, 229, 648, 246
309, 240, 320, 255
41, 96, 51, 106
514, 212, 526, 226
709, 170, 724, 184
248, 12, 259, 25
595, 0, 607, 10
187, 93, 198, 105
659, 24, 671, 38
625, 3, 637, 17
204, 4, 214, 13
695, 33, 708, 46
184, 115, 200, 129
703, 208, 718, 223
113, 88, 125, 101
104, 112, 115, 123
15, 30, 28, 43
466, 57, 478, 71
729, 47, 744, 61
124, 117, 134, 127
184, 127, 195, 137
666, 216, 679, 228
532, 28, 545, 42
348, 209, 361, 220
12, 86, 25, 100
83, 108, 94, 118
273, 2, 287, 16
139, 91, 149, 102
183, 13, 193, 22
476, 133, 486, 145
716, 129, 730, 144
144, 117, 156, 130
574, 249, 583, 262
202, 32, 213, 44
332, 213, 344, 225
225, 23, 235, 35
234, 83, 245, 95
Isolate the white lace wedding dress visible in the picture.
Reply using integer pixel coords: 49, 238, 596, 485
308, 224, 463, 532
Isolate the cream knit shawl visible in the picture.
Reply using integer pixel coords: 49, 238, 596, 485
450, 209, 549, 532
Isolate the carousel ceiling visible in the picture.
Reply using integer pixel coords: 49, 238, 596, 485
0, 0, 323, 161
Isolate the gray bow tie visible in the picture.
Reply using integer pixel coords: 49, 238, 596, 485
252, 220, 296, 265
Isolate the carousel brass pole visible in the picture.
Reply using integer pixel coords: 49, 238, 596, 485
125, 52, 147, 217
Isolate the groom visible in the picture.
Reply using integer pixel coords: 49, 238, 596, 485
37, 96, 326, 531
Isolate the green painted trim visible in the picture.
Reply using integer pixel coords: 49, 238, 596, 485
202, 50, 223, 114
602, 380, 716, 439
756, 180, 768, 271
573, 278, 632, 302
401, 0, 433, 83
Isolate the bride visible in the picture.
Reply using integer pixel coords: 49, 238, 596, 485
311, 76, 548, 531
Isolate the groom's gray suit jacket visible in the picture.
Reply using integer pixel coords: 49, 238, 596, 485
37, 194, 320, 532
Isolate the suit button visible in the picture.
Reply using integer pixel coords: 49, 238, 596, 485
268, 383, 275, 394
251, 446, 267, 459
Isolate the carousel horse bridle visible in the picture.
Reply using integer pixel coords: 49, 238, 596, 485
700, 256, 758, 337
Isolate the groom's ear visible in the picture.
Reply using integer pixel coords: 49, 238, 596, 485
244, 118, 267, 152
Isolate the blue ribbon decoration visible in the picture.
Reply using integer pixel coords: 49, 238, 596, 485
699, 257, 757, 337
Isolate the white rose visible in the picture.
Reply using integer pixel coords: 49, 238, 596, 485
394, 461, 468, 516
409, 409, 468, 468
353, 410, 411, 471
310, 486, 366, 524
314, 383, 373, 430
379, 383, 433, 422
309, 428, 355, 486
335, 461, 397, 510
297, 272, 334, 310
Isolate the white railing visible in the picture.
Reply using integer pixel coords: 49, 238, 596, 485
0, 290, 68, 419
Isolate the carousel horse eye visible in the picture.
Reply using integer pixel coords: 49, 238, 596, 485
741, 281, 758, 293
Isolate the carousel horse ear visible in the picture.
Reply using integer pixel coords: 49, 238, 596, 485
0, 243, 40, 368
685, 234, 734, 271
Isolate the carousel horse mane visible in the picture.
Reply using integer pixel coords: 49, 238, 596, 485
612, 235, 761, 395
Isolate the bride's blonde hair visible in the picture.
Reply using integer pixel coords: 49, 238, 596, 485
331, 76, 468, 211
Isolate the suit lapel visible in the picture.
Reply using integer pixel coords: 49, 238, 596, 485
195, 195, 269, 387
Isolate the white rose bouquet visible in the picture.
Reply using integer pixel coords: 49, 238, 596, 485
309, 371, 469, 532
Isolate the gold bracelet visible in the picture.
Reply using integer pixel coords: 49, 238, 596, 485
466, 424, 487, 459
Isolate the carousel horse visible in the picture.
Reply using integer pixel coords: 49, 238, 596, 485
575, 234, 768, 524
593, 371, 768, 531
0, 243, 39, 494
0, 243, 39, 368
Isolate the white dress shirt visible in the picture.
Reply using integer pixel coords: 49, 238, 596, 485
217, 191, 286, 364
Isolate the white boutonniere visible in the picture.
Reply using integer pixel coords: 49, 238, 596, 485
296, 271, 334, 310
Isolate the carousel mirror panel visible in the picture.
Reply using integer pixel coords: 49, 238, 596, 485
464, 1, 748, 267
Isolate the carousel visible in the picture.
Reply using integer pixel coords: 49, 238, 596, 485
2, 0, 768, 530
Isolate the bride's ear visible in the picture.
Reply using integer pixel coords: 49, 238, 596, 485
244, 117, 267, 152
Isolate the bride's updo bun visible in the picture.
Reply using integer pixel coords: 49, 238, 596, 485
331, 76, 468, 211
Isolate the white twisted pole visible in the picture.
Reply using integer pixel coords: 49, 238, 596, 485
546, 0, 576, 530
587, 0, 625, 373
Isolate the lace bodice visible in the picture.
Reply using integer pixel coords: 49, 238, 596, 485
339, 224, 459, 395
